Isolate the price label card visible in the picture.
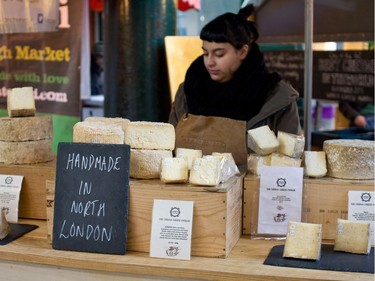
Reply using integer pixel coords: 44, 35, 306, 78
0, 175, 24, 223
258, 166, 303, 235
150, 199, 194, 260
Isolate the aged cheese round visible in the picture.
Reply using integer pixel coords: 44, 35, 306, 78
73, 121, 124, 144
130, 149, 173, 179
323, 139, 374, 180
0, 116, 52, 141
0, 139, 53, 164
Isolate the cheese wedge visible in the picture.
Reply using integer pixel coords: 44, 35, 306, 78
161, 157, 189, 183
277, 131, 305, 158
247, 125, 279, 155
7, 87, 36, 117
303, 151, 327, 178
175, 147, 202, 170
247, 154, 271, 176
334, 219, 371, 254
189, 155, 222, 186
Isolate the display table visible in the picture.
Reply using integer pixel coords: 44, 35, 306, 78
0, 219, 372, 281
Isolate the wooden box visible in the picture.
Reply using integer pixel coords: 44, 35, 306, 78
243, 174, 374, 240
0, 160, 56, 219
46, 175, 243, 258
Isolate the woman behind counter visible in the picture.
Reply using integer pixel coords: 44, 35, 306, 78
169, 4, 301, 165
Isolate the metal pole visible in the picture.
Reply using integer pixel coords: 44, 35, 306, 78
304, 0, 313, 150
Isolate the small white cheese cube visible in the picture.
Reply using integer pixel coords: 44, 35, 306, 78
283, 221, 322, 260
189, 155, 222, 186
175, 147, 202, 170
334, 219, 371, 254
7, 87, 36, 117
303, 151, 327, 178
247, 125, 279, 155
270, 153, 302, 167
247, 154, 271, 176
277, 131, 305, 158
160, 157, 189, 183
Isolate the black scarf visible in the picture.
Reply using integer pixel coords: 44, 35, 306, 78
184, 43, 281, 121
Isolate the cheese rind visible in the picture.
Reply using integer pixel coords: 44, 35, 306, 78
283, 221, 322, 260
84, 116, 130, 133
130, 149, 172, 179
270, 153, 302, 167
189, 155, 222, 186
323, 139, 374, 180
175, 147, 202, 170
247, 154, 271, 176
125, 121, 175, 150
277, 131, 305, 158
7, 87, 36, 117
0, 139, 53, 164
303, 151, 327, 178
247, 125, 279, 155
160, 157, 189, 183
334, 219, 371, 254
73, 121, 124, 144
0, 116, 52, 141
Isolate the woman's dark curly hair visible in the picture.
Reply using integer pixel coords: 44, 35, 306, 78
200, 4, 259, 50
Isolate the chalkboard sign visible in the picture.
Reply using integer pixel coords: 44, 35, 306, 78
52, 142, 130, 255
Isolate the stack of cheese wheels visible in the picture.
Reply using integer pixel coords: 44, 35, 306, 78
323, 139, 374, 180
125, 121, 174, 179
246, 126, 304, 175
0, 87, 53, 164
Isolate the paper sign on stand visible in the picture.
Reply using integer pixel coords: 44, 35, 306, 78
348, 191, 375, 245
0, 175, 24, 223
150, 199, 194, 260
258, 166, 303, 235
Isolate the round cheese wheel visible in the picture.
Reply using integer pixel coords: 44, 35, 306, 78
323, 139, 374, 180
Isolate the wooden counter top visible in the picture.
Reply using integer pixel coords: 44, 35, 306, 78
0, 220, 372, 281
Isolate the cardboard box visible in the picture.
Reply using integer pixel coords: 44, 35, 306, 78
243, 174, 374, 240
46, 175, 243, 258
0, 160, 56, 219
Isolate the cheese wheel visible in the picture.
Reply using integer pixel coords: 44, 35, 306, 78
277, 131, 305, 158
189, 155, 222, 186
0, 139, 53, 164
247, 125, 279, 155
247, 154, 271, 176
73, 121, 124, 144
334, 219, 371, 254
130, 149, 172, 179
7, 87, 36, 117
160, 157, 189, 183
283, 221, 322, 260
323, 139, 374, 180
84, 116, 130, 132
125, 121, 175, 150
0, 116, 52, 141
303, 151, 327, 178
175, 147, 202, 170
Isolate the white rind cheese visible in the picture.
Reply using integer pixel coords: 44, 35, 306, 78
189, 155, 222, 186
130, 149, 172, 179
270, 153, 302, 167
212, 152, 240, 182
247, 154, 271, 176
334, 219, 371, 254
283, 221, 322, 260
303, 151, 327, 178
0, 139, 53, 164
125, 121, 175, 150
323, 139, 374, 180
84, 116, 130, 132
175, 147, 202, 170
247, 125, 279, 155
277, 131, 305, 158
7, 87, 36, 117
160, 157, 189, 183
73, 121, 124, 144
0, 116, 52, 141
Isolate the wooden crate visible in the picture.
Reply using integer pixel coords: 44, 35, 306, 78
0, 160, 56, 219
243, 174, 374, 240
46, 175, 243, 258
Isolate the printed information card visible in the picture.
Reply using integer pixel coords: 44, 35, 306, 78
0, 174, 24, 223
258, 166, 303, 235
348, 191, 375, 245
150, 199, 194, 260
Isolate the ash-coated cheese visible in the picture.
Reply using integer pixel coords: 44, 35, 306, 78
334, 219, 371, 254
189, 155, 222, 186
160, 157, 189, 183
125, 121, 175, 150
73, 121, 124, 144
7, 87, 36, 117
283, 221, 322, 260
247, 154, 271, 176
247, 125, 279, 155
277, 131, 305, 158
303, 151, 327, 178
84, 116, 130, 132
0, 115, 52, 141
323, 139, 374, 180
270, 153, 302, 167
130, 149, 172, 179
0, 139, 53, 164
175, 147, 202, 170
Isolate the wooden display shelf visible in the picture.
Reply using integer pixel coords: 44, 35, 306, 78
0, 219, 372, 281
